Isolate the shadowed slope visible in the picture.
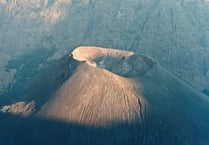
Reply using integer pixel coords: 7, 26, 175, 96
135, 64, 209, 145
0, 112, 145, 145
24, 53, 81, 110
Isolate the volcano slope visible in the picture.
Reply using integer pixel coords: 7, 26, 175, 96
0, 46, 209, 145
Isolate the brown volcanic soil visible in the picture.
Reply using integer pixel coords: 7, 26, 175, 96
38, 63, 146, 126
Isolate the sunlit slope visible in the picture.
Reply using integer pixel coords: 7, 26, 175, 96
38, 63, 144, 126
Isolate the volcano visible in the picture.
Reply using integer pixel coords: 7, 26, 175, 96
0, 46, 209, 145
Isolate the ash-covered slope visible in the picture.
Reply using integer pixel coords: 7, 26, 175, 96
38, 63, 143, 126
0, 46, 209, 145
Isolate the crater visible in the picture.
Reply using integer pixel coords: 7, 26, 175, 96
71, 46, 156, 77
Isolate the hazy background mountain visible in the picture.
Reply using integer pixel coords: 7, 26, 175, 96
0, 0, 209, 96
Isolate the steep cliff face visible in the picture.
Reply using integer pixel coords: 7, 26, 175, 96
0, 47, 209, 145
